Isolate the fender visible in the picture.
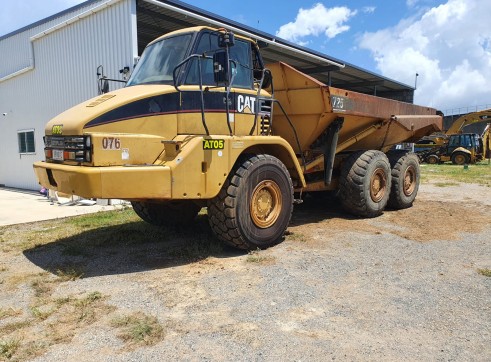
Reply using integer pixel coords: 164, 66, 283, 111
452, 147, 471, 155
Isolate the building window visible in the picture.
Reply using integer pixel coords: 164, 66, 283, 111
18, 129, 35, 154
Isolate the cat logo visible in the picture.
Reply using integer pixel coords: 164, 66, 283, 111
51, 125, 63, 135
237, 94, 256, 113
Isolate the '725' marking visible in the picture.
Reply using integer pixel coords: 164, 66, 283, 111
331, 96, 345, 110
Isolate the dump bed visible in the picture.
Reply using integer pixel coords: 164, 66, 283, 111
268, 62, 442, 153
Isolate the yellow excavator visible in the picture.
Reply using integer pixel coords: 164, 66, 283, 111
417, 109, 491, 164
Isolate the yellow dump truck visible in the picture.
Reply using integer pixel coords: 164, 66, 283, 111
33, 27, 442, 250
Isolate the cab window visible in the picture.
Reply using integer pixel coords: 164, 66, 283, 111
185, 31, 253, 89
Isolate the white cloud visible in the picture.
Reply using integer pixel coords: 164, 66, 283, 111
406, 0, 420, 7
276, 3, 356, 44
359, 0, 491, 111
362, 6, 376, 14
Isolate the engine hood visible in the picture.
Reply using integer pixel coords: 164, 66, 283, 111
45, 85, 176, 135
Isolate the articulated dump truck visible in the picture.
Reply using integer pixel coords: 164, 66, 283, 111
33, 27, 442, 250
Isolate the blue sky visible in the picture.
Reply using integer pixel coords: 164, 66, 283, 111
1, 0, 490, 114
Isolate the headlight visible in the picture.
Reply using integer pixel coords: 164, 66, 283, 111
85, 136, 91, 148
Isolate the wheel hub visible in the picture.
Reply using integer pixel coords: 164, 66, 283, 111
370, 168, 387, 203
454, 154, 465, 165
403, 165, 416, 196
250, 180, 282, 228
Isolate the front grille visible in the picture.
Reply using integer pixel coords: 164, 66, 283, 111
44, 135, 92, 163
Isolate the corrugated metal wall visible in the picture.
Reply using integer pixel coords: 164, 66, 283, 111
0, 0, 136, 190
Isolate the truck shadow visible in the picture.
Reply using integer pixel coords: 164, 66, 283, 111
23, 215, 244, 279
23, 196, 354, 278
290, 192, 357, 226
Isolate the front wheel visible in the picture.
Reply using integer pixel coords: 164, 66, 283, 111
208, 154, 294, 250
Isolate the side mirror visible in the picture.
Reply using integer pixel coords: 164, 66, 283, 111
102, 78, 109, 93
213, 51, 229, 85
261, 71, 272, 89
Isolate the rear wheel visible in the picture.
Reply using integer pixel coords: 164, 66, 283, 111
208, 154, 293, 250
451, 152, 469, 165
387, 152, 420, 209
339, 150, 391, 218
131, 200, 200, 226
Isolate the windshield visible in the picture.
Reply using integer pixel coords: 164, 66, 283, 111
127, 34, 193, 86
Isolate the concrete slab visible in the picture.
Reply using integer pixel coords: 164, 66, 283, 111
0, 188, 121, 226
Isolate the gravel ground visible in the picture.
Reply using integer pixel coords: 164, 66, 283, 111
1, 182, 490, 361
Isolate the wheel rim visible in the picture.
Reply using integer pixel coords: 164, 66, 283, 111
250, 180, 282, 228
454, 154, 466, 165
427, 156, 437, 164
403, 165, 417, 196
370, 167, 387, 203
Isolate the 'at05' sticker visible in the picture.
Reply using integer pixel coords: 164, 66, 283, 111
203, 139, 224, 150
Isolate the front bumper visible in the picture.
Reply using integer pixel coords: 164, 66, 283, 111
33, 161, 172, 200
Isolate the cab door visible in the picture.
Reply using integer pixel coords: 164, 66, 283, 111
179, 31, 256, 136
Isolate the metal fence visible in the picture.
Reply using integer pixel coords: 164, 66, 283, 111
442, 104, 491, 116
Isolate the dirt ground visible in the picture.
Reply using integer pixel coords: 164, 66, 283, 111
0, 182, 490, 361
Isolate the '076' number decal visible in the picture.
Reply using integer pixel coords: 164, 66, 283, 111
102, 137, 121, 150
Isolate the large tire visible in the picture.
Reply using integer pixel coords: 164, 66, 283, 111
451, 152, 469, 165
339, 150, 391, 218
208, 154, 293, 250
131, 200, 200, 226
387, 152, 420, 209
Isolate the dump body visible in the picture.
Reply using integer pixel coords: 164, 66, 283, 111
269, 62, 442, 154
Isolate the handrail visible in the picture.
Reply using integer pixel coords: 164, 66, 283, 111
250, 68, 273, 136
272, 99, 306, 172
172, 54, 210, 136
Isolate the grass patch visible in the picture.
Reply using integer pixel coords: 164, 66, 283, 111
477, 268, 491, 277
433, 181, 459, 187
0, 291, 114, 361
420, 162, 491, 186
54, 267, 84, 281
286, 231, 307, 243
111, 312, 164, 347
0, 338, 20, 360
246, 249, 275, 264
0, 308, 22, 320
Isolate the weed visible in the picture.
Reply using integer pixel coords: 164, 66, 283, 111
477, 268, 491, 277
0, 339, 19, 360
0, 308, 21, 320
111, 312, 164, 347
30, 278, 52, 298
0, 320, 31, 336
30, 306, 54, 321
434, 181, 459, 187
74, 292, 102, 322
286, 231, 307, 243
246, 249, 275, 264
54, 267, 84, 281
